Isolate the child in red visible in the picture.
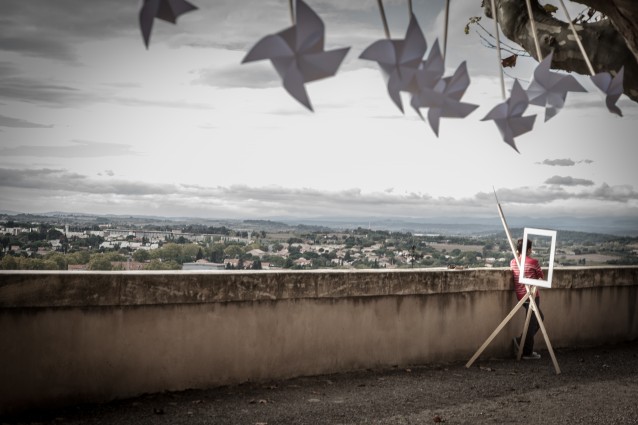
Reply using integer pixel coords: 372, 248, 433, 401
510, 238, 544, 360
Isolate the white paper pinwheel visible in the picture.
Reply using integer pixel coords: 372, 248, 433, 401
139, 0, 198, 49
526, 52, 587, 121
591, 67, 624, 117
411, 60, 478, 136
482, 80, 537, 153
359, 14, 427, 113
241, 0, 350, 111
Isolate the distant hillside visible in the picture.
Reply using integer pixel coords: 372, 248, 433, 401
271, 216, 638, 237
2, 211, 637, 237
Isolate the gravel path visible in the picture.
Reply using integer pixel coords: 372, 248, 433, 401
3, 341, 638, 424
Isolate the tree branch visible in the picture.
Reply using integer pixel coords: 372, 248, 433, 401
484, 0, 638, 102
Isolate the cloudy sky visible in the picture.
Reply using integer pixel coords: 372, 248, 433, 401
1, 0, 637, 224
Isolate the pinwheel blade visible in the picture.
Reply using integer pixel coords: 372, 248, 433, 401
526, 52, 587, 121
483, 80, 536, 153
591, 67, 624, 117
360, 13, 427, 112
139, 0, 197, 48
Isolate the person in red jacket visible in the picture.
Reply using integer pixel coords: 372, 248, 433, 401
510, 238, 544, 360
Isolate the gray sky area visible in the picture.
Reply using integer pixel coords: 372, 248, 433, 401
0, 0, 637, 223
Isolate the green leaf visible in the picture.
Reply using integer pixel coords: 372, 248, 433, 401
543, 4, 558, 14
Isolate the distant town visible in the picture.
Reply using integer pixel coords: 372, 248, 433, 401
1, 212, 637, 271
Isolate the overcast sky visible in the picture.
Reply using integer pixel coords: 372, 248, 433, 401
1, 0, 637, 223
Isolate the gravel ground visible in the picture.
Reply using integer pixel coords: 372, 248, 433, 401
3, 340, 638, 425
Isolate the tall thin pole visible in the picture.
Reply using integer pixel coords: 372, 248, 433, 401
377, 0, 391, 38
489, 0, 506, 100
443, 0, 450, 63
558, 0, 595, 75
289, 0, 295, 24
493, 187, 519, 269
525, 0, 543, 60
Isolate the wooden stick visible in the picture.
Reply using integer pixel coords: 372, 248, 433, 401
443, 0, 450, 63
289, 0, 295, 24
524, 0, 543, 60
528, 294, 561, 374
377, 0, 391, 38
489, 0, 506, 100
517, 286, 536, 360
494, 188, 519, 269
557, 0, 595, 75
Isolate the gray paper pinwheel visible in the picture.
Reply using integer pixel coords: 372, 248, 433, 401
591, 67, 624, 117
526, 52, 587, 121
359, 14, 427, 113
482, 80, 537, 153
139, 0, 198, 49
411, 60, 478, 136
241, 0, 350, 111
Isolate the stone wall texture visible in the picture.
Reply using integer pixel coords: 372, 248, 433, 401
1, 267, 637, 414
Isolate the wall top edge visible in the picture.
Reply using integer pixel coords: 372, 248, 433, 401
1, 265, 636, 276
1, 267, 637, 308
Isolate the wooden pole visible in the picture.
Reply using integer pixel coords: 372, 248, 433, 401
528, 293, 561, 373
377, 0, 391, 38
289, 0, 295, 24
517, 286, 535, 360
494, 188, 519, 269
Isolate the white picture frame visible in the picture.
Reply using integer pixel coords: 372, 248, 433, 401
519, 227, 557, 288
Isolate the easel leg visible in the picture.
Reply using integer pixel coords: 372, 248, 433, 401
517, 286, 536, 361
528, 295, 561, 374
517, 303, 533, 360
465, 293, 530, 368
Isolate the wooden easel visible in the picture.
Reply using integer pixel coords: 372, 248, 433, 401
465, 190, 561, 374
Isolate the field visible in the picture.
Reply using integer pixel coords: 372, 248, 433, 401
558, 253, 620, 264
428, 242, 485, 253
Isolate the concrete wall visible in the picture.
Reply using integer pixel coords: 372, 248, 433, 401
1, 267, 637, 414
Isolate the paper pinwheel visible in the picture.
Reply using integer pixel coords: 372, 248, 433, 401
139, 0, 198, 49
241, 0, 350, 111
591, 67, 624, 117
482, 80, 537, 153
526, 52, 587, 121
359, 14, 427, 113
411, 60, 478, 136
527, 53, 587, 121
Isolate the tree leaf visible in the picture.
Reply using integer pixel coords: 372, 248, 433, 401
502, 54, 517, 68
543, 4, 558, 14
464, 16, 481, 35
